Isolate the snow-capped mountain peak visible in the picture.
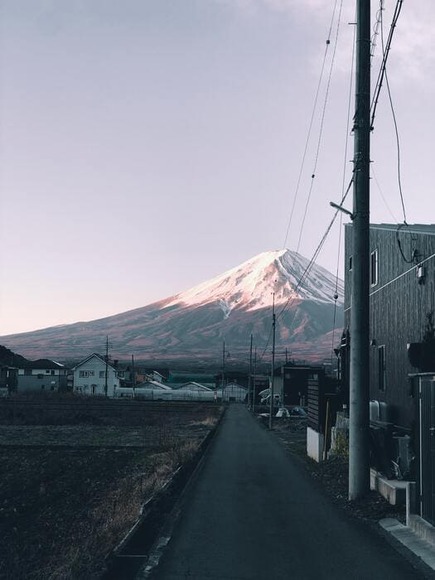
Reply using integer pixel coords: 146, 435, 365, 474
167, 249, 343, 314
0, 249, 344, 362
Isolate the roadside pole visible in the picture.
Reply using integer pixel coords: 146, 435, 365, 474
248, 334, 253, 408
252, 347, 257, 414
269, 294, 276, 430
349, 0, 371, 500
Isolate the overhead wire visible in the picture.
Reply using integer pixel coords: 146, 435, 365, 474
330, 5, 356, 364
370, 0, 407, 224
259, 0, 351, 365
282, 0, 340, 250
370, 0, 403, 127
278, 177, 354, 324
371, 167, 398, 222
296, 0, 344, 254
258, 176, 352, 367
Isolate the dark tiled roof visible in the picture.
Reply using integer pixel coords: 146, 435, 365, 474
24, 359, 64, 370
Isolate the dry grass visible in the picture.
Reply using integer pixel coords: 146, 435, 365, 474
0, 402, 223, 580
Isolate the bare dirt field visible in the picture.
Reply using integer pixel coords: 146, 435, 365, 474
1, 399, 406, 579
0, 397, 223, 580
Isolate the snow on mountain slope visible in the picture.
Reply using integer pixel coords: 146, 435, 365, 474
0, 249, 344, 362
167, 249, 343, 315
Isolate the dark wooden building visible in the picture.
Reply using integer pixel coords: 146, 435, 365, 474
343, 223, 435, 431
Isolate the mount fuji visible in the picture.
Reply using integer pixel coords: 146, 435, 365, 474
0, 250, 344, 365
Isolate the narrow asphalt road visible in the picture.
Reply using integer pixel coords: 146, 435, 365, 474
143, 405, 429, 580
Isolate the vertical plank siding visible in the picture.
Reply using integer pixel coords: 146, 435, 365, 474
344, 224, 435, 430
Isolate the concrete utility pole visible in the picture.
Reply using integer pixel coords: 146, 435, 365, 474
131, 354, 136, 399
269, 294, 276, 430
252, 347, 257, 414
349, 0, 371, 501
104, 335, 109, 397
222, 340, 226, 402
248, 334, 253, 408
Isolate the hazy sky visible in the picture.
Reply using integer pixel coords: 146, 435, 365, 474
1, 0, 434, 335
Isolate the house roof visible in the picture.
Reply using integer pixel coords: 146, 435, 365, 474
72, 353, 117, 372
167, 372, 217, 383
20, 359, 65, 370
175, 381, 213, 391
225, 382, 248, 390
134, 380, 172, 390
345, 223, 435, 235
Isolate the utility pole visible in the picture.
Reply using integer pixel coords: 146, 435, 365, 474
248, 334, 253, 408
269, 293, 276, 430
104, 335, 109, 397
131, 354, 136, 399
349, 0, 371, 500
252, 346, 257, 414
222, 340, 226, 402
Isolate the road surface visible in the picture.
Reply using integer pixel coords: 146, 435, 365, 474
143, 405, 431, 579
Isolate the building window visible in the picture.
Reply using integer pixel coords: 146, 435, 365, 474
370, 249, 378, 286
349, 256, 353, 271
378, 345, 386, 391
99, 371, 106, 378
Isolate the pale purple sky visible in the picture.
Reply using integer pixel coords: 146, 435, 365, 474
1, 0, 434, 335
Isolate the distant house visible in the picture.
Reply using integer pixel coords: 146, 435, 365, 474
0, 366, 18, 396
146, 370, 166, 383
17, 360, 68, 393
72, 353, 120, 398
274, 364, 333, 408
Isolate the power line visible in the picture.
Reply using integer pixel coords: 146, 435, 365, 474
370, 0, 403, 127
282, 0, 341, 250
370, 0, 407, 224
330, 13, 356, 365
296, 0, 345, 254
257, 179, 352, 366
371, 167, 398, 222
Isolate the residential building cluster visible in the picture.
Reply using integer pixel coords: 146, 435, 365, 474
0, 352, 249, 403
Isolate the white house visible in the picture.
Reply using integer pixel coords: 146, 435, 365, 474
72, 353, 120, 398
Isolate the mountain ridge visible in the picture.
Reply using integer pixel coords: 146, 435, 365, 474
0, 250, 344, 363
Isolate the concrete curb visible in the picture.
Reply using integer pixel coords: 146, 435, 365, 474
380, 518, 435, 573
102, 406, 227, 579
